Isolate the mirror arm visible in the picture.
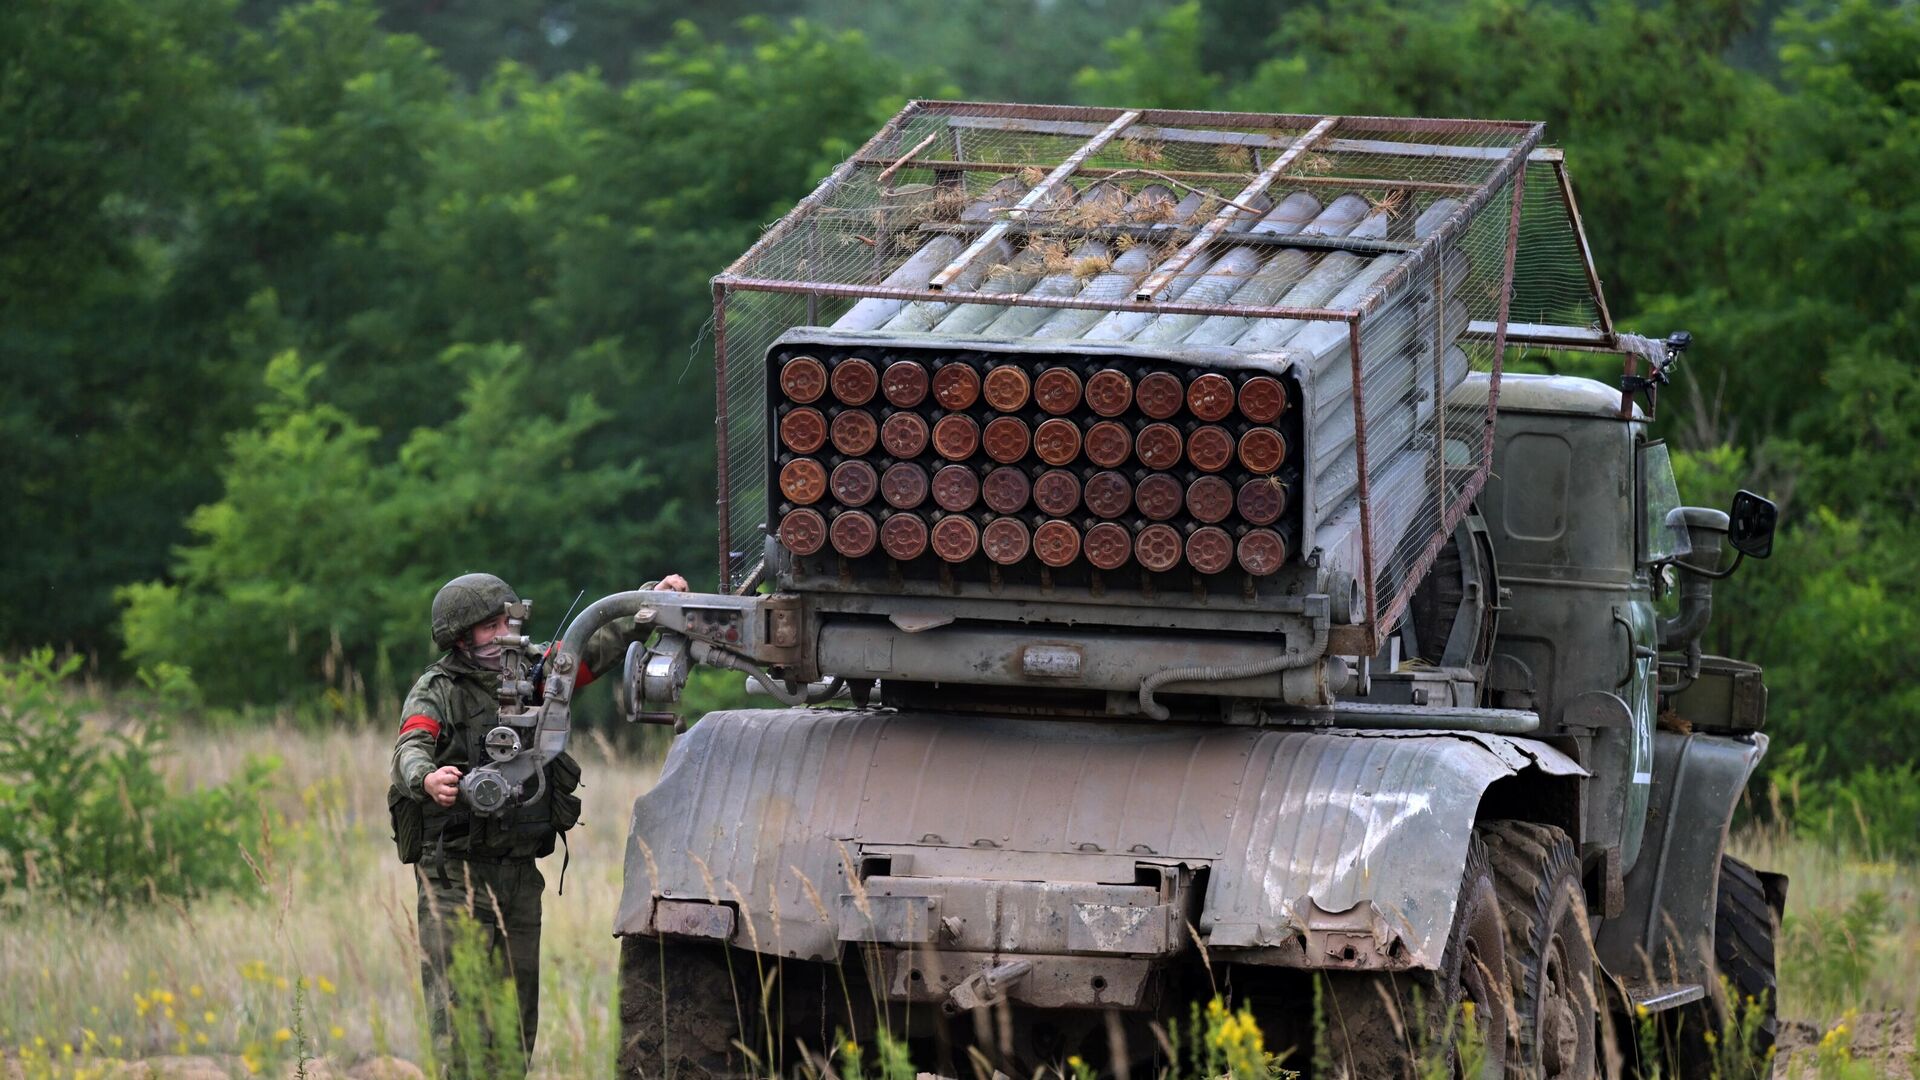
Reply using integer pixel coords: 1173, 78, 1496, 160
1669, 550, 1744, 581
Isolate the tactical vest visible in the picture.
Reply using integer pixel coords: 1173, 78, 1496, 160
389, 660, 582, 865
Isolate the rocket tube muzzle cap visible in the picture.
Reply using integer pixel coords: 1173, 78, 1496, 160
829, 510, 877, 558
1186, 525, 1234, 575
1238, 428, 1287, 474
1083, 471, 1133, 519
1136, 371, 1183, 419
778, 507, 827, 555
779, 407, 827, 454
982, 466, 1031, 515
931, 464, 980, 512
1033, 367, 1083, 415
1187, 425, 1234, 473
930, 515, 980, 562
1186, 373, 1235, 422
881, 462, 930, 509
830, 460, 878, 507
1084, 369, 1133, 417
1237, 528, 1288, 575
1186, 475, 1233, 524
779, 355, 827, 403
1084, 522, 1132, 570
1238, 375, 1288, 423
882, 360, 929, 407
830, 409, 878, 456
982, 416, 1031, 464
829, 357, 877, 405
1135, 423, 1183, 470
1136, 473, 1183, 521
1236, 477, 1288, 525
1032, 469, 1082, 517
1033, 520, 1082, 568
1135, 523, 1183, 572
880, 512, 929, 561
982, 517, 1031, 565
1033, 419, 1082, 466
932, 362, 981, 410
982, 365, 1031, 412
931, 413, 981, 461
881, 411, 929, 458
1083, 420, 1132, 468
778, 458, 827, 505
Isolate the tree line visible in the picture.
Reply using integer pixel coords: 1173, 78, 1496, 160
5, 0, 1914, 835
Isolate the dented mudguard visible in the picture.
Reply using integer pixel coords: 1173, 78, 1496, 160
616, 708, 1581, 972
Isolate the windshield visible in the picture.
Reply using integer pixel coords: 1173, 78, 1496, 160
1640, 441, 1691, 563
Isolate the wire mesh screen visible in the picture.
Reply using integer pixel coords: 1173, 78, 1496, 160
709, 102, 1611, 650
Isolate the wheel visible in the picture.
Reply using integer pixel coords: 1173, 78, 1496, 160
1322, 834, 1511, 1079
618, 935, 751, 1078
1481, 821, 1599, 1080
1671, 855, 1781, 1078
1713, 856, 1781, 1056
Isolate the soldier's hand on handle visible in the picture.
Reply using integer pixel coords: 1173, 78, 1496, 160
655, 574, 689, 592
424, 765, 463, 807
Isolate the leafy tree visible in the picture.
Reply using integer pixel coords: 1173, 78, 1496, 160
0, 0, 257, 652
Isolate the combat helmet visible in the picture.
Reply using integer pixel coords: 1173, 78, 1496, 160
431, 573, 519, 651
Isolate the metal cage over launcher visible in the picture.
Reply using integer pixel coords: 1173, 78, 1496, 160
709, 100, 1629, 654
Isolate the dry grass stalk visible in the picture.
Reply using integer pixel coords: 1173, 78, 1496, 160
1072, 254, 1113, 280
1120, 137, 1166, 165
1028, 238, 1075, 275
1017, 166, 1046, 187
1216, 144, 1254, 173
1368, 188, 1411, 216
1296, 151, 1335, 175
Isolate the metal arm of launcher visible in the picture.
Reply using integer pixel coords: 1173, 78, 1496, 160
461, 588, 817, 814
460, 590, 657, 815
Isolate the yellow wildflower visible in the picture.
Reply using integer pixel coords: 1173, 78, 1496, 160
189, 984, 204, 999
204, 1010, 217, 1025
317, 976, 337, 995
329, 1026, 345, 1040
273, 1027, 293, 1044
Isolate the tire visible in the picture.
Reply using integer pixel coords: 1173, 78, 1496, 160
618, 935, 752, 1078
1323, 834, 1511, 1079
1672, 855, 1781, 1078
1481, 821, 1598, 1080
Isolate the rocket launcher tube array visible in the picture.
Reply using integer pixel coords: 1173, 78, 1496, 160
817, 178, 1484, 594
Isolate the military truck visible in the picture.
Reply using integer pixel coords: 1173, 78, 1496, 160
467, 103, 1785, 1077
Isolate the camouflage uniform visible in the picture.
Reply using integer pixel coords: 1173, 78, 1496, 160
391, 574, 652, 1076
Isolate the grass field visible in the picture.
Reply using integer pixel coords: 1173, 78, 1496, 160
1, 719, 1914, 1078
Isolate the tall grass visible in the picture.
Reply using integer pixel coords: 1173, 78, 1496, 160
0, 716, 1914, 1077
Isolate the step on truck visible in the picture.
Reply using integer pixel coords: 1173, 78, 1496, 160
465, 103, 1787, 1078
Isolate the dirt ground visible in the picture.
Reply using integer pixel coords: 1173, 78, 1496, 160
1775, 1010, 1916, 1078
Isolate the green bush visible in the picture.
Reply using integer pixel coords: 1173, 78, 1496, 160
0, 651, 276, 908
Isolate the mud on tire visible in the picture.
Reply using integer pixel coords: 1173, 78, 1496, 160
1322, 834, 1510, 1079
618, 935, 750, 1078
1480, 820, 1598, 1080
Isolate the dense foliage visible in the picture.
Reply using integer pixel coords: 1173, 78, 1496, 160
0, 653, 275, 906
4, 0, 1914, 825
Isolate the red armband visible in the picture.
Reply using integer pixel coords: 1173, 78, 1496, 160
399, 714, 441, 739
575, 663, 597, 690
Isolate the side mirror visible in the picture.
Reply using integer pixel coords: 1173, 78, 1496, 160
1728, 490, 1777, 559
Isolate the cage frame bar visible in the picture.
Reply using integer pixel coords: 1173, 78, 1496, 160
927, 109, 1143, 291
1134, 115, 1340, 301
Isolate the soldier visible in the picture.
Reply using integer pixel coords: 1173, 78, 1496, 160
390, 571, 687, 1076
